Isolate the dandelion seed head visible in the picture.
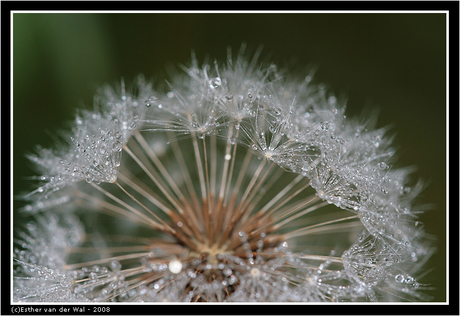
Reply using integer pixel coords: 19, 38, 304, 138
15, 47, 434, 303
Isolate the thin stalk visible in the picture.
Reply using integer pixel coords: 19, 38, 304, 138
89, 182, 164, 230
123, 146, 185, 216
64, 252, 151, 270
133, 131, 187, 208
283, 215, 361, 240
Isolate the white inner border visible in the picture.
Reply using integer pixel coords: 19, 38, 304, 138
10, 10, 450, 307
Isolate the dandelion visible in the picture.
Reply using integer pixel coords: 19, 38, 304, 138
14, 46, 434, 302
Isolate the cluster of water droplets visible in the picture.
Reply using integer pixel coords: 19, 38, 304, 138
341, 230, 430, 301
67, 259, 131, 302
13, 214, 87, 302
23, 77, 157, 213
96, 76, 153, 142
24, 113, 123, 207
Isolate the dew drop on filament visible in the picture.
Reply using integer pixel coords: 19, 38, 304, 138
209, 77, 222, 89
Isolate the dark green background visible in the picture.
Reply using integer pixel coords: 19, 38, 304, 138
12, 13, 447, 302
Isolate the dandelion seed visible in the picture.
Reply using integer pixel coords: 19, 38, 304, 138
14, 47, 434, 303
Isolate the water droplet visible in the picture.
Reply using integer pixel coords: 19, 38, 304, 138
145, 96, 157, 107
328, 96, 337, 106
110, 259, 121, 271
224, 92, 233, 100
209, 77, 221, 89
250, 267, 261, 278
223, 268, 232, 276
405, 276, 414, 284
89, 272, 98, 280
60, 277, 72, 288
317, 190, 326, 199
27, 221, 37, 232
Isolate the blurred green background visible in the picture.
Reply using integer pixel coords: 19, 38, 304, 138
12, 13, 447, 302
